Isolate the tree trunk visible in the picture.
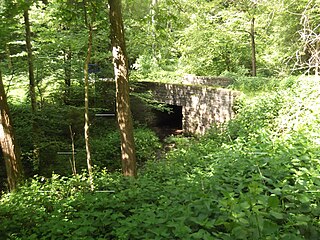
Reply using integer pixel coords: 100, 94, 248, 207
84, 24, 93, 189
24, 7, 40, 172
108, 0, 137, 177
250, 17, 257, 77
24, 8, 37, 112
0, 70, 23, 191
63, 48, 72, 104
315, 41, 319, 76
151, 0, 158, 56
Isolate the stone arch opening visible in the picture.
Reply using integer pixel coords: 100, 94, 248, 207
152, 104, 183, 137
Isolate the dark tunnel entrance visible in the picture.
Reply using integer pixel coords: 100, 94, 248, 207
152, 104, 183, 138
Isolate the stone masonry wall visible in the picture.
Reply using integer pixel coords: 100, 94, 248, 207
97, 77, 240, 135
142, 81, 240, 135
182, 75, 233, 87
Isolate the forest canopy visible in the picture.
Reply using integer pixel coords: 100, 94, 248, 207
0, 0, 319, 84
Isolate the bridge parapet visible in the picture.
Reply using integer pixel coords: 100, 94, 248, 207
182, 75, 233, 87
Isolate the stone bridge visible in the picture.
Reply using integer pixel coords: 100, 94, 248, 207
131, 76, 241, 135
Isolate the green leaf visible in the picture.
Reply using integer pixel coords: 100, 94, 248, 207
231, 226, 249, 239
191, 229, 212, 239
281, 233, 305, 240
267, 195, 280, 208
239, 201, 250, 209
294, 214, 311, 226
262, 219, 279, 235
297, 194, 310, 204
270, 210, 284, 219
270, 188, 282, 195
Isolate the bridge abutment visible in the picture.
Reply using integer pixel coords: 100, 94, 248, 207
139, 78, 240, 135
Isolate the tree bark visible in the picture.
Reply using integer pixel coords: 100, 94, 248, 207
250, 17, 257, 77
0, 70, 23, 191
151, 0, 158, 56
24, 8, 37, 112
63, 48, 72, 104
315, 41, 319, 76
24, 7, 40, 172
84, 24, 93, 189
108, 0, 137, 177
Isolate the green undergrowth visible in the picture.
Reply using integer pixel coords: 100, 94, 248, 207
7, 104, 162, 177
1, 76, 320, 239
228, 74, 298, 95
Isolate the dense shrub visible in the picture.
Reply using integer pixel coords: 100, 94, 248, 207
91, 127, 162, 170
8, 103, 161, 177
1, 76, 320, 239
226, 91, 285, 141
227, 74, 299, 94
9, 104, 87, 177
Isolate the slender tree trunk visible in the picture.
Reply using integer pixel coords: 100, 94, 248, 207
63, 48, 72, 104
24, 8, 37, 112
84, 24, 93, 188
5, 45, 13, 71
69, 125, 76, 176
315, 41, 319, 76
108, 0, 137, 177
151, 0, 158, 56
0, 70, 23, 191
151, 0, 157, 25
24, 7, 40, 171
5, 45, 14, 93
250, 17, 257, 77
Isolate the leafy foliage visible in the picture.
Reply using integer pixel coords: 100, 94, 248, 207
1, 0, 317, 96
90, 127, 162, 170
1, 0, 320, 238
1, 76, 320, 239
7, 103, 161, 177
